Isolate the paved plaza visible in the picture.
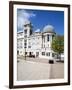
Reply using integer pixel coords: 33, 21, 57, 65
17, 56, 64, 81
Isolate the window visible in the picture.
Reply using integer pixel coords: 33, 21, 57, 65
28, 42, 31, 45
24, 35, 27, 38
37, 42, 39, 44
46, 52, 50, 56
36, 52, 39, 57
17, 42, 22, 48
20, 45, 22, 48
44, 36, 45, 42
25, 52, 27, 55
20, 41, 22, 48
48, 44, 49, 47
33, 38, 35, 40
32, 43, 35, 45
24, 43, 27, 48
52, 35, 55, 40
17, 34, 19, 37
47, 35, 49, 41
29, 39, 30, 41
20, 33, 23, 36
20, 39, 22, 42
17, 33, 23, 37
20, 51, 22, 54
24, 29, 27, 34
17, 39, 23, 49
38, 37, 39, 39
42, 52, 45, 56
24, 40, 27, 42
17, 43, 19, 48
30, 30, 32, 35
24, 24, 27, 27
24, 43, 27, 46
28, 46, 31, 48
17, 50, 19, 55
52, 53, 55, 57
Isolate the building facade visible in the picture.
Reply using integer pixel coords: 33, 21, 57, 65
17, 21, 58, 60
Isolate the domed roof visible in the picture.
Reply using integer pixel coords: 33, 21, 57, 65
43, 25, 55, 33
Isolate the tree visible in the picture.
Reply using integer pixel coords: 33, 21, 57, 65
51, 35, 64, 61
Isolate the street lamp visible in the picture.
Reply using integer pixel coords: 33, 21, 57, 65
24, 35, 27, 60
24, 32, 27, 60
24, 45, 26, 60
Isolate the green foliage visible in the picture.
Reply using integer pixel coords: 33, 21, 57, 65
52, 35, 64, 54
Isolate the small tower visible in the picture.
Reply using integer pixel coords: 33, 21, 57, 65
24, 20, 33, 37
43, 25, 56, 48
23, 21, 33, 58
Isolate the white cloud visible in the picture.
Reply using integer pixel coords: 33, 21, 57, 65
17, 9, 36, 31
35, 29, 40, 32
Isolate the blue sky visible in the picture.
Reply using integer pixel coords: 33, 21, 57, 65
17, 9, 64, 35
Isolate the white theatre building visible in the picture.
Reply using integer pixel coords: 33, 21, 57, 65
17, 21, 60, 60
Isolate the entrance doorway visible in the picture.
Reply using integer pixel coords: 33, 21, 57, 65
29, 52, 32, 56
17, 50, 19, 55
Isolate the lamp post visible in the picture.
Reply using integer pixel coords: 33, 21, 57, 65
24, 46, 26, 60
24, 35, 27, 60
24, 32, 27, 60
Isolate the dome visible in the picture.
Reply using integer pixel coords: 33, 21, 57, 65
43, 25, 55, 33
